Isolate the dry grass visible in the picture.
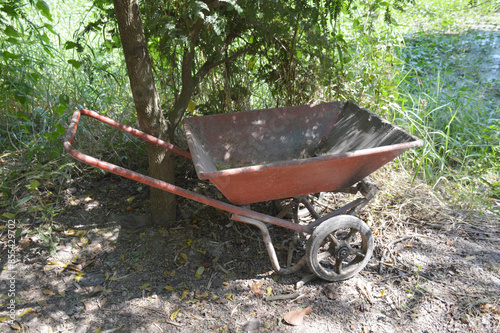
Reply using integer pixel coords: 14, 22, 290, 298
366, 164, 500, 240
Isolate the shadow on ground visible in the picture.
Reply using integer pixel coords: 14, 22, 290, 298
1, 167, 499, 332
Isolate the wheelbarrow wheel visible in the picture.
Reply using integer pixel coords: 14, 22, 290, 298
306, 215, 374, 281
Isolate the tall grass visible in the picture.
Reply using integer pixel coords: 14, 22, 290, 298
387, 0, 500, 209
0, 0, 137, 248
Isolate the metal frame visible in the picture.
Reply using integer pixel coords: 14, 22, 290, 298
64, 109, 377, 275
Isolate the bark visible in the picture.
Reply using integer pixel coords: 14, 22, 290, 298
112, 0, 176, 225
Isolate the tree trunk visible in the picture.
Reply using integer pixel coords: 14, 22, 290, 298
112, 0, 176, 225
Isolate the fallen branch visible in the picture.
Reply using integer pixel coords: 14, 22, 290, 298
265, 292, 300, 301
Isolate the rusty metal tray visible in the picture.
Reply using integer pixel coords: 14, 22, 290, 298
184, 101, 422, 205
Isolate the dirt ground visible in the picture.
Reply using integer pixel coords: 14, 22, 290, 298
1, 158, 499, 333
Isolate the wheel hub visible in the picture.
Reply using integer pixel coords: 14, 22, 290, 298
336, 246, 350, 259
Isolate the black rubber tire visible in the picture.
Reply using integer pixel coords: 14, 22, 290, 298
306, 215, 374, 281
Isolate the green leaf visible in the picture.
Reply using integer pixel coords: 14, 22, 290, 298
17, 195, 32, 207
68, 59, 81, 69
36, 0, 53, 21
138, 283, 151, 290
195, 266, 205, 278
27, 180, 40, 190
56, 104, 67, 115
2, 213, 16, 219
220, 0, 243, 14
39, 231, 50, 244
2, 51, 21, 60
13, 113, 29, 121
57, 124, 65, 134
59, 93, 70, 105
188, 100, 195, 113
6, 37, 19, 44
15, 228, 22, 240
44, 24, 56, 34
40, 32, 50, 44
65, 41, 83, 52
5, 26, 21, 38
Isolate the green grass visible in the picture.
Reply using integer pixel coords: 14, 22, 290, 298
387, 0, 500, 209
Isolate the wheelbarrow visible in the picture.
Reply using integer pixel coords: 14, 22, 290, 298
64, 101, 422, 281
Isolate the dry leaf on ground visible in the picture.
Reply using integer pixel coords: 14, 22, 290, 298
283, 306, 312, 326
250, 282, 264, 298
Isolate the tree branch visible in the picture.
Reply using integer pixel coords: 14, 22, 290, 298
194, 43, 256, 85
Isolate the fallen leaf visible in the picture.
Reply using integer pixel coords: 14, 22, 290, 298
180, 289, 189, 300
163, 286, 175, 291
45, 260, 67, 269
10, 322, 22, 331
90, 285, 104, 296
375, 289, 386, 298
43, 289, 54, 296
77, 238, 89, 246
283, 306, 312, 326
195, 266, 205, 278
224, 293, 234, 302
481, 302, 500, 314
266, 286, 273, 297
126, 196, 135, 203
170, 308, 181, 321
138, 283, 150, 290
164, 270, 176, 278
66, 228, 86, 237
194, 290, 210, 299
66, 264, 83, 272
94, 326, 101, 333
19, 237, 33, 250
18, 308, 32, 317
99, 298, 107, 308
251, 282, 264, 298
74, 271, 85, 281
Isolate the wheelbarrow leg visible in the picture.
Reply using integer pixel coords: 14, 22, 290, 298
287, 205, 300, 268
231, 214, 307, 275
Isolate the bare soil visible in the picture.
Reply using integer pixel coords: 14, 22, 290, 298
1, 160, 499, 333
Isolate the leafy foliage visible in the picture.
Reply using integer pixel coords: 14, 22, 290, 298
141, 0, 411, 117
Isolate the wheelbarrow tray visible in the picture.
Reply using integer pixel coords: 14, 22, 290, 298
183, 101, 422, 205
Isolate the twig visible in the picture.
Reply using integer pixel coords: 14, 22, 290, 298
153, 322, 164, 332
164, 320, 183, 327
265, 292, 300, 302
296, 274, 316, 289
216, 263, 229, 274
